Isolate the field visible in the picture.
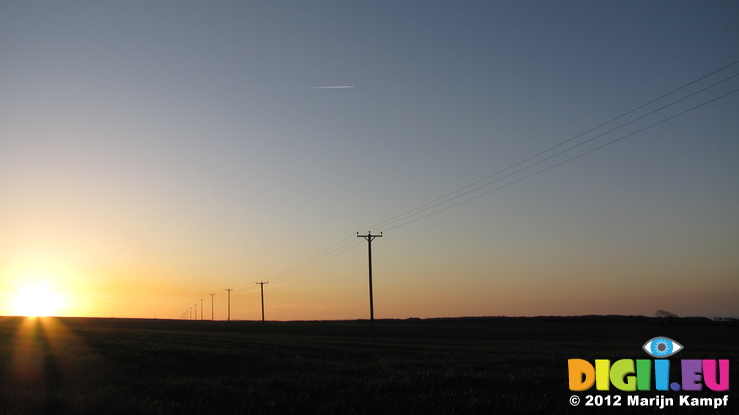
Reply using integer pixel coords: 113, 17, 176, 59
0, 316, 736, 414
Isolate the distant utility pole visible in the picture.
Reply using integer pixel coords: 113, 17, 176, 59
210, 293, 216, 321
189, 306, 193, 320
256, 281, 268, 322
194, 303, 198, 321
225, 288, 233, 321
200, 298, 204, 320
357, 231, 382, 341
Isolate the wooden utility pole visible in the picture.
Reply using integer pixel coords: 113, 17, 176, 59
256, 281, 268, 322
357, 231, 382, 340
225, 288, 233, 321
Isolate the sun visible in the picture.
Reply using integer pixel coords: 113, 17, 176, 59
12, 282, 66, 317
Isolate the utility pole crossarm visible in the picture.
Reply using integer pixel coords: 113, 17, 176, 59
357, 231, 382, 241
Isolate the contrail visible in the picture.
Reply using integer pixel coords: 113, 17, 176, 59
303, 85, 355, 89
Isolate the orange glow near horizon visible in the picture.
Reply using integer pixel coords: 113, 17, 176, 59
1, 247, 738, 320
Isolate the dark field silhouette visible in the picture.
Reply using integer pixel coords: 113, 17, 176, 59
0, 316, 736, 414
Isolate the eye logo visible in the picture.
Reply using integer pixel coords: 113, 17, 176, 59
642, 337, 683, 358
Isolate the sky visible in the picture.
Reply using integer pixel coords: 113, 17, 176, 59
1, 1, 738, 320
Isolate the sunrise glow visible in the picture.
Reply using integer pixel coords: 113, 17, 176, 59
11, 282, 66, 317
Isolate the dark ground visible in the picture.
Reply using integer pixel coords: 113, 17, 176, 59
0, 315, 736, 414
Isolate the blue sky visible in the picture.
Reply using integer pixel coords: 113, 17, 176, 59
1, 1, 738, 319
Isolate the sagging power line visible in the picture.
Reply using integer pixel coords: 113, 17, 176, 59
365, 62, 739, 233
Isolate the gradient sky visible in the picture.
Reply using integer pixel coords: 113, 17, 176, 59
2, 1, 738, 320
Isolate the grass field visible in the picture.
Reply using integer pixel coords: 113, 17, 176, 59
0, 316, 736, 414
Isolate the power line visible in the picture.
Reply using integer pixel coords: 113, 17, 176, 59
365, 62, 739, 232
269, 236, 360, 280
230, 236, 363, 286
383, 86, 739, 232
